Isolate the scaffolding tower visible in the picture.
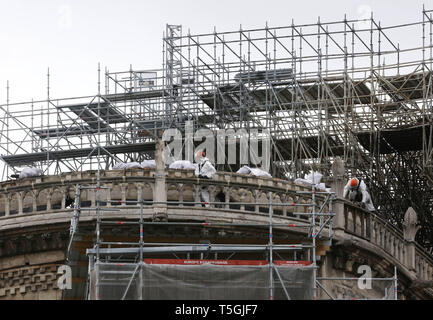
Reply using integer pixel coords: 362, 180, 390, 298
65, 177, 397, 300
0, 8, 432, 250
73, 180, 336, 300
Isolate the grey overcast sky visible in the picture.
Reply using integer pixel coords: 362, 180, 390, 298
0, 0, 429, 102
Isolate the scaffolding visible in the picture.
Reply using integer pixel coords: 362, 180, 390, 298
72, 179, 335, 300
0, 9, 432, 251
65, 176, 397, 300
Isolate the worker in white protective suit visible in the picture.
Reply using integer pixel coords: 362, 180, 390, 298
194, 151, 216, 207
343, 177, 376, 212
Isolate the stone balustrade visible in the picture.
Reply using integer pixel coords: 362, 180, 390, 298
0, 169, 318, 218
415, 243, 433, 281
338, 199, 433, 283
0, 168, 432, 290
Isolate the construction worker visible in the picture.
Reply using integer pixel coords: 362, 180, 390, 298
194, 150, 216, 179
343, 177, 376, 212
194, 150, 216, 207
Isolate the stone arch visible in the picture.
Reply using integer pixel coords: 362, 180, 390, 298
257, 191, 270, 214
227, 187, 242, 210
167, 183, 179, 204
95, 187, 108, 207
126, 183, 138, 205
182, 183, 195, 205
66, 187, 76, 208
212, 185, 229, 209
141, 183, 153, 204
297, 196, 310, 220
22, 191, 34, 213
110, 184, 122, 205
241, 188, 255, 212
272, 193, 284, 216
231, 187, 246, 210
80, 189, 91, 207
0, 195, 5, 216
51, 188, 63, 210
9, 193, 19, 215
227, 187, 241, 202
285, 194, 296, 217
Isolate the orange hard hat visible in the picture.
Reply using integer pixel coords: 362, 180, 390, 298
349, 178, 359, 187
196, 150, 205, 158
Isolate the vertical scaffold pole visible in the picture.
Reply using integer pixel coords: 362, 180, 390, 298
95, 62, 102, 297
394, 266, 398, 300
67, 184, 81, 259
46, 68, 50, 174
6, 80, 9, 179
329, 195, 333, 238
95, 175, 101, 300
139, 200, 144, 300
72, 184, 81, 233
95, 259, 100, 301
312, 186, 317, 300
268, 191, 274, 300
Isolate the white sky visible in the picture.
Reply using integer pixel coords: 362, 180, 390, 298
0, 0, 430, 103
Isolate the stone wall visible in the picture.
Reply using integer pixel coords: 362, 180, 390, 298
0, 168, 431, 299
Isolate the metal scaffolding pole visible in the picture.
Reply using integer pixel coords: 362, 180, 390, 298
268, 191, 274, 300
6, 9, 426, 299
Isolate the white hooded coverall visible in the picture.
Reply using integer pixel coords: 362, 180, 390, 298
343, 179, 376, 212
194, 157, 216, 207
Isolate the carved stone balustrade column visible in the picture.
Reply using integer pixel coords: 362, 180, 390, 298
238, 188, 247, 211
330, 157, 345, 231
18, 191, 24, 215
46, 188, 53, 211
281, 194, 288, 216
208, 185, 216, 208
223, 187, 230, 210
106, 183, 113, 207
252, 190, 260, 213
136, 183, 143, 203
120, 183, 127, 206
32, 190, 37, 212
60, 188, 67, 209
177, 183, 184, 207
4, 194, 10, 216
193, 184, 201, 207
153, 139, 167, 221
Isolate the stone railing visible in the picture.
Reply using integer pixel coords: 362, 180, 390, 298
415, 243, 433, 281
338, 199, 433, 282
0, 169, 320, 219
0, 168, 431, 284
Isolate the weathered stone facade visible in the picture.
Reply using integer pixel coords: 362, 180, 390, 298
0, 168, 432, 299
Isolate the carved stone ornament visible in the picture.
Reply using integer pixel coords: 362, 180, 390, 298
403, 207, 420, 242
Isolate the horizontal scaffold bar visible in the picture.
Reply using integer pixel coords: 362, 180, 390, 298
86, 244, 312, 255
99, 221, 312, 228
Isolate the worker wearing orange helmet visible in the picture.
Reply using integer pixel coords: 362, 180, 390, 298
343, 177, 376, 212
